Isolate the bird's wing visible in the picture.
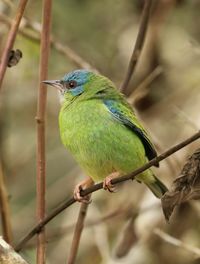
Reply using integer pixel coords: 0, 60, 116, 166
103, 99, 158, 165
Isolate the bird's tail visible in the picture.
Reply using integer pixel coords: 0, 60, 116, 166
145, 175, 168, 198
136, 170, 168, 198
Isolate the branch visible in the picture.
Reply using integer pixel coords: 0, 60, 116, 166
154, 228, 200, 257
128, 65, 163, 105
67, 196, 91, 264
22, 202, 130, 249
19, 203, 160, 249
0, 237, 28, 264
0, 162, 13, 244
52, 40, 97, 72
120, 0, 152, 93
14, 130, 200, 252
46, 202, 158, 245
0, 13, 97, 72
36, 0, 52, 263
0, 0, 28, 90
23, 16, 96, 70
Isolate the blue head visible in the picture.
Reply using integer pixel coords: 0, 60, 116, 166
43, 69, 115, 103
43, 69, 93, 97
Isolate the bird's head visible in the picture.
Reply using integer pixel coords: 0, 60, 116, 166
43, 69, 114, 102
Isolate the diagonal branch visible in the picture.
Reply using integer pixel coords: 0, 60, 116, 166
120, 0, 153, 93
128, 65, 163, 104
154, 228, 200, 257
20, 202, 159, 249
0, 13, 97, 71
14, 130, 200, 252
0, 0, 28, 90
36, 0, 52, 263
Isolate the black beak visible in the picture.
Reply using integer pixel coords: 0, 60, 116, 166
42, 80, 63, 91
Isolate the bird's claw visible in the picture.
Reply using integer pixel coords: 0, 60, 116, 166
73, 184, 92, 203
103, 176, 117, 193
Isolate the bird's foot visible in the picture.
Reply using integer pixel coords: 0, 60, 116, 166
74, 177, 93, 203
103, 172, 119, 193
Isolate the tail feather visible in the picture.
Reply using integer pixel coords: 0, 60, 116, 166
146, 176, 168, 198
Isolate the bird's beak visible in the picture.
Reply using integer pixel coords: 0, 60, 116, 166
42, 80, 63, 92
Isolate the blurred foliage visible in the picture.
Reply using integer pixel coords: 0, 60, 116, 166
1, 0, 200, 263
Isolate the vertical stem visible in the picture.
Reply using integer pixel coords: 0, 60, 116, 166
67, 196, 91, 264
36, 0, 52, 263
120, 0, 152, 93
0, 0, 28, 90
0, 161, 13, 244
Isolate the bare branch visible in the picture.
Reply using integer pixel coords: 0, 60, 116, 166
0, 237, 28, 264
14, 130, 200, 252
120, 0, 153, 93
128, 65, 163, 104
36, 0, 52, 263
173, 106, 200, 131
52, 40, 97, 72
0, 0, 28, 90
22, 202, 131, 249
18, 203, 160, 249
154, 228, 200, 257
67, 196, 91, 264
0, 13, 97, 72
0, 162, 13, 244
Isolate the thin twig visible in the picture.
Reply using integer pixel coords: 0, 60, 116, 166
18, 203, 160, 249
0, 0, 28, 90
52, 41, 97, 71
128, 65, 163, 104
120, 0, 152, 93
0, 161, 13, 244
52, 202, 131, 243
36, 0, 52, 263
47, 202, 158, 245
67, 195, 91, 264
0, 13, 97, 71
23, 202, 131, 249
173, 105, 200, 131
14, 130, 200, 252
154, 228, 200, 257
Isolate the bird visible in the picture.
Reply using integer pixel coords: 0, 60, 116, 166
43, 69, 168, 202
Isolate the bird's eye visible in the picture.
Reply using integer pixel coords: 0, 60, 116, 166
68, 80, 77, 89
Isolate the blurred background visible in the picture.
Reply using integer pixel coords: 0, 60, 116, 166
0, 0, 200, 263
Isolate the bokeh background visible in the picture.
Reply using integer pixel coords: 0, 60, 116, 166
1, 0, 200, 263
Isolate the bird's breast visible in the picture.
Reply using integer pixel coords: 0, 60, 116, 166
58, 99, 145, 181
59, 100, 112, 151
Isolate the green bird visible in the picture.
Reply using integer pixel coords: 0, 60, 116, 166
44, 70, 168, 202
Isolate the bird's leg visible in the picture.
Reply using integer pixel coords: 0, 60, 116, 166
103, 171, 120, 193
74, 177, 94, 203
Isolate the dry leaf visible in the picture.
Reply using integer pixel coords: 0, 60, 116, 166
161, 149, 200, 221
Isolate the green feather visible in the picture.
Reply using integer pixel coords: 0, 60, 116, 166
58, 71, 167, 197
